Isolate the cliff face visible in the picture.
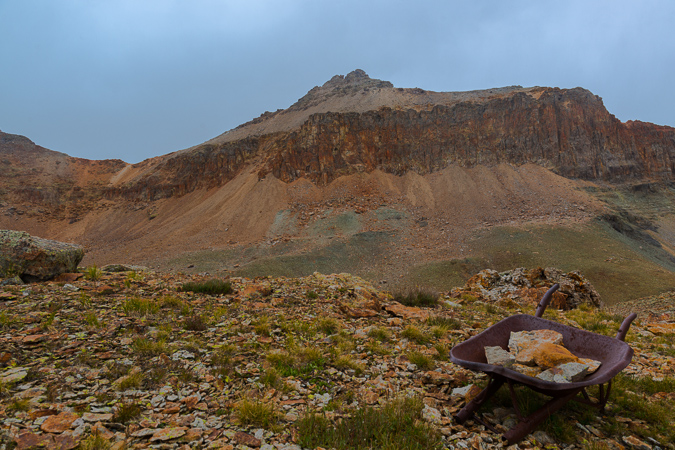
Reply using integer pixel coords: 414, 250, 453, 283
143, 86, 673, 196
4, 74, 675, 204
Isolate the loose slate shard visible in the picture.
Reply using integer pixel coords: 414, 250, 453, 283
0, 230, 84, 282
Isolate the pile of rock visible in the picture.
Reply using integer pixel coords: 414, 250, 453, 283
455, 267, 602, 310
485, 329, 602, 383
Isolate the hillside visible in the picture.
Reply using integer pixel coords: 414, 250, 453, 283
1, 271, 673, 449
2, 71, 675, 303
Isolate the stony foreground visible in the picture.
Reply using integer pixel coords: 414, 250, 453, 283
1, 270, 674, 450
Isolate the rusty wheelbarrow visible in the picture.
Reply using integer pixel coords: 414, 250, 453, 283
450, 284, 637, 444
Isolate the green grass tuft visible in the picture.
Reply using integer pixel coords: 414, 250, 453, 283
393, 288, 439, 308
297, 396, 442, 450
236, 399, 279, 428
179, 279, 233, 295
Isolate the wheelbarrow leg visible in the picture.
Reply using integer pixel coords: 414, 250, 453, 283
502, 388, 582, 445
455, 375, 505, 424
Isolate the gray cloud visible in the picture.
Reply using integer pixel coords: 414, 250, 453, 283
1, 0, 673, 163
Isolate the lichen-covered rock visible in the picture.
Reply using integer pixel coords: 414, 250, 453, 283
0, 230, 84, 282
532, 343, 580, 369
457, 267, 602, 309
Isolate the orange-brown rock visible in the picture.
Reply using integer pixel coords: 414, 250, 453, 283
40, 411, 79, 433
532, 343, 580, 369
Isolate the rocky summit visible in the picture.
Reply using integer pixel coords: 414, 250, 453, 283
0, 269, 674, 449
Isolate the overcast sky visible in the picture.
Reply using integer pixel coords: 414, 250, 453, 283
1, 1, 673, 163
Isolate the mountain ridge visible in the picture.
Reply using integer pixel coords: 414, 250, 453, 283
2, 71, 675, 303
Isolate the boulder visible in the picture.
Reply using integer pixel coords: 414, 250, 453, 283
0, 230, 84, 282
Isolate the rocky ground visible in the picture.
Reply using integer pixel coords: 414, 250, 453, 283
1, 269, 674, 450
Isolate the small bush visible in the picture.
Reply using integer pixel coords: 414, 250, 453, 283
434, 343, 449, 361
79, 432, 112, 450
254, 315, 271, 336
183, 314, 208, 331
367, 326, 392, 342
161, 295, 187, 310
180, 279, 232, 295
332, 354, 365, 375
259, 368, 284, 389
407, 351, 435, 370
113, 400, 142, 424
316, 317, 340, 335
122, 297, 159, 316
84, 265, 102, 281
116, 370, 144, 391
307, 290, 319, 299
426, 315, 462, 330
393, 288, 439, 308
85, 311, 102, 328
131, 337, 170, 357
236, 399, 279, 428
401, 325, 429, 345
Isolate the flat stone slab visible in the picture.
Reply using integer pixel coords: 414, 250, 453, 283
485, 346, 515, 367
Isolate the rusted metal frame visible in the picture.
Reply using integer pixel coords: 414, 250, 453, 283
573, 380, 612, 410
506, 379, 524, 420
502, 388, 583, 445
454, 374, 505, 424
469, 412, 501, 435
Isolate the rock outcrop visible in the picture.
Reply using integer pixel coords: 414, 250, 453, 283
0, 230, 84, 282
454, 267, 602, 309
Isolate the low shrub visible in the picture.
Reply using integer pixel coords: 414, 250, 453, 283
179, 279, 232, 295
393, 288, 439, 308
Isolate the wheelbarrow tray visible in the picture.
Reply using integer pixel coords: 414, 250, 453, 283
450, 314, 634, 394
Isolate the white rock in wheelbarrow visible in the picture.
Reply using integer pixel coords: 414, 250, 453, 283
537, 362, 590, 383
485, 346, 515, 368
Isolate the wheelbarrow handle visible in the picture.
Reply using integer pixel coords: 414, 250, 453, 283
616, 313, 637, 341
534, 284, 560, 318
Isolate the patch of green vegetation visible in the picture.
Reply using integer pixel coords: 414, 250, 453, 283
0, 311, 17, 329
331, 354, 365, 375
116, 370, 144, 391
85, 311, 102, 328
131, 337, 170, 357
79, 432, 112, 450
426, 315, 462, 330
401, 325, 429, 345
297, 396, 442, 450
316, 317, 339, 335
266, 346, 326, 378
235, 231, 398, 280
393, 288, 440, 307
113, 400, 142, 424
179, 279, 233, 295
407, 351, 434, 370
183, 314, 208, 331
122, 297, 159, 316
367, 326, 392, 342
604, 374, 675, 443
253, 315, 271, 336
84, 265, 102, 281
433, 343, 449, 361
236, 399, 279, 428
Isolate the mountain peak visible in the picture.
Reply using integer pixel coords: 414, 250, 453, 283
293, 70, 394, 110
